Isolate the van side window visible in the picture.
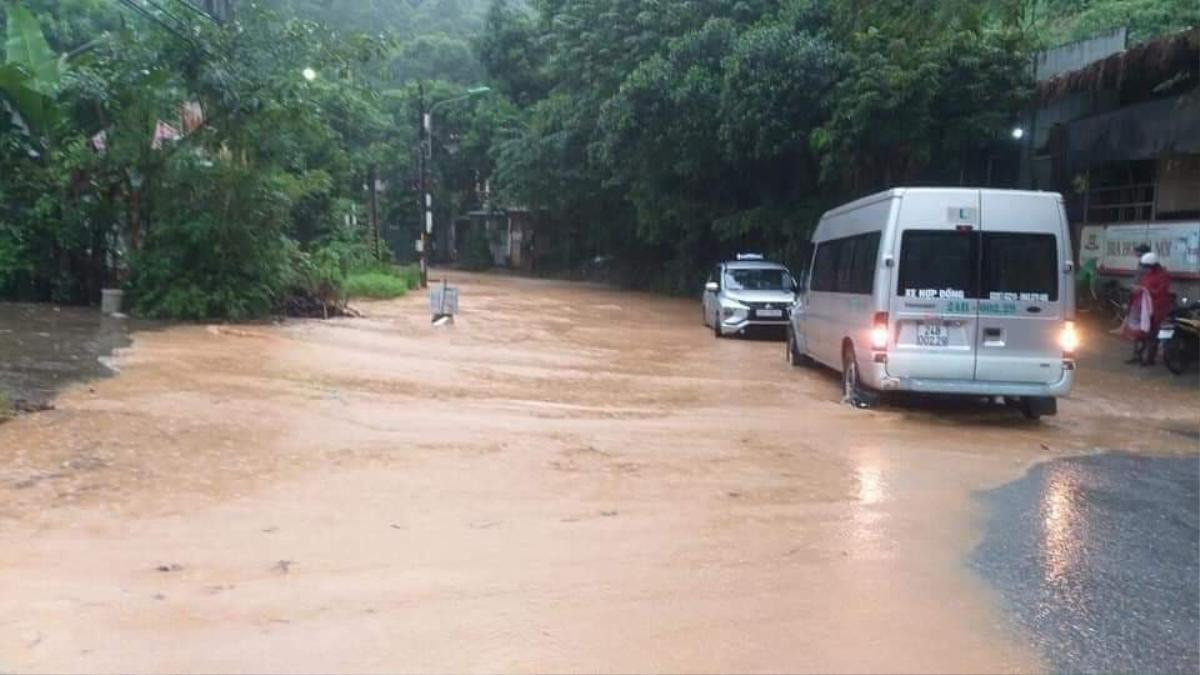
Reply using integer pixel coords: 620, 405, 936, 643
835, 239, 857, 292
847, 231, 880, 294
811, 241, 840, 292
982, 233, 1058, 302
813, 233, 879, 294
897, 230, 979, 299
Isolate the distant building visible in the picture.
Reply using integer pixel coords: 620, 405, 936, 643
463, 207, 536, 271
1019, 27, 1200, 296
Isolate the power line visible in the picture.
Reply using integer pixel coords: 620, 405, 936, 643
167, 0, 221, 24
113, 0, 220, 60
112, 0, 196, 48
141, 0, 194, 34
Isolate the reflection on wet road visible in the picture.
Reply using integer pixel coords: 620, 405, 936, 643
973, 452, 1200, 673
0, 303, 139, 403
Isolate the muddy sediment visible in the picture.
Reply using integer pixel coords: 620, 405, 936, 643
0, 273, 1196, 673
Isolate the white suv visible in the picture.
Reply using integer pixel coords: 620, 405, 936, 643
702, 255, 797, 338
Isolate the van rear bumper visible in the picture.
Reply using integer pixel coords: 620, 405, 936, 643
870, 363, 1074, 397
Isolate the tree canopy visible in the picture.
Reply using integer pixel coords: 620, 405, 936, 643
0, 0, 1194, 314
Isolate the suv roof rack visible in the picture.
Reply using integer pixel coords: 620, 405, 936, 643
735, 253, 765, 261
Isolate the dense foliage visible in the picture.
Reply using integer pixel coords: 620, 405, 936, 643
0, 0, 1195, 315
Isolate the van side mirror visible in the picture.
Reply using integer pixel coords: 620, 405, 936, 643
705, 281, 719, 293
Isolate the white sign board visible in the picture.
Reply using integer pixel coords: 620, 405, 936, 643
1095, 222, 1200, 279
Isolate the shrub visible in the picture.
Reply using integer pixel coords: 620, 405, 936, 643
128, 162, 293, 320
343, 271, 410, 299
397, 264, 420, 290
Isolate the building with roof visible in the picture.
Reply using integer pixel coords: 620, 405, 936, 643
1018, 26, 1200, 297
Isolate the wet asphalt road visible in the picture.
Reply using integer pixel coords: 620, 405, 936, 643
973, 452, 1200, 673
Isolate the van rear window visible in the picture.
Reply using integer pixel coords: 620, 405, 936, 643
897, 230, 978, 299
981, 233, 1058, 302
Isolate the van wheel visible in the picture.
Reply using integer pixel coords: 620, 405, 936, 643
1019, 396, 1056, 420
713, 312, 724, 338
842, 343, 877, 408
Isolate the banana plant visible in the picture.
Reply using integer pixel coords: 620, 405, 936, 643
1, 2, 66, 139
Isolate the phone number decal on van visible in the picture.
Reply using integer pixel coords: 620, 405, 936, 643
988, 292, 1049, 302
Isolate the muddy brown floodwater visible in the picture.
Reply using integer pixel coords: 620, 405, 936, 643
0, 272, 1196, 674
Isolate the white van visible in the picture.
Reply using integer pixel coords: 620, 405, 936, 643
787, 188, 1078, 419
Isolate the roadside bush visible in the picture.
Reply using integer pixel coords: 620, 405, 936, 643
341, 263, 420, 299
396, 264, 420, 290
128, 162, 292, 320
344, 271, 410, 299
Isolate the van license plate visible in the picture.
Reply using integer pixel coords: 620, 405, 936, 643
757, 309, 783, 318
916, 323, 950, 347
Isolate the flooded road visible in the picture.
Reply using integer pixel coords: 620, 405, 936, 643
0, 273, 1197, 673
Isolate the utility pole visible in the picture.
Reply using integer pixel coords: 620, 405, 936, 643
369, 163, 380, 261
417, 84, 490, 289
418, 83, 431, 288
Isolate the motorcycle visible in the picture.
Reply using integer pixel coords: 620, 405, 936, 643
1159, 297, 1200, 375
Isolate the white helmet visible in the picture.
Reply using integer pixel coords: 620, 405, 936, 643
1140, 252, 1159, 266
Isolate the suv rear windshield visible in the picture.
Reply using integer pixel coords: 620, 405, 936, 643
897, 230, 1059, 302
725, 268, 793, 291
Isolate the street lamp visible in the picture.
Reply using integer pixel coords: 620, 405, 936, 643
418, 85, 492, 288
986, 126, 1029, 186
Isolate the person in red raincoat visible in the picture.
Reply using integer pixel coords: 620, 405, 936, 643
1126, 252, 1172, 366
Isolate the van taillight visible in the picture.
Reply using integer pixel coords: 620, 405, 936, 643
871, 312, 889, 350
1060, 321, 1079, 355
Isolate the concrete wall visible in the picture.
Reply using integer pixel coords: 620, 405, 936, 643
1035, 27, 1127, 81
